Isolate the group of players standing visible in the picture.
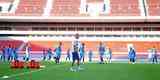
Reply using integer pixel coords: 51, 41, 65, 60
0, 33, 159, 71
0, 45, 19, 62
0, 43, 31, 62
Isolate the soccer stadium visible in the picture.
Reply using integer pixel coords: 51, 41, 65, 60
0, 0, 160, 80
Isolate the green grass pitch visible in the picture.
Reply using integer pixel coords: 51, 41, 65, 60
0, 61, 160, 80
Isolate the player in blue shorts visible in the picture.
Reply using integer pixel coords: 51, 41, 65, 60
70, 33, 81, 72
8, 45, 12, 61
98, 42, 105, 64
55, 42, 62, 64
13, 47, 18, 60
47, 48, 52, 60
128, 47, 136, 64
71, 45, 80, 71
42, 49, 47, 61
79, 43, 85, 64
2, 46, 8, 62
152, 46, 158, 64
0, 50, 2, 61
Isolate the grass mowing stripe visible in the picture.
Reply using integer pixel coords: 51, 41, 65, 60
0, 64, 67, 79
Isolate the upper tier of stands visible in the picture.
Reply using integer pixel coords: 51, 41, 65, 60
15, 0, 46, 16
147, 0, 160, 16
51, 0, 81, 16
51, 0, 141, 16
0, 0, 159, 17
109, 0, 140, 16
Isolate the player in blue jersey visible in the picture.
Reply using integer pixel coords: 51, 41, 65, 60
10, 46, 14, 61
0, 49, 2, 61
152, 46, 158, 64
42, 49, 47, 61
7, 45, 13, 61
55, 42, 62, 64
79, 43, 85, 64
1, 46, 7, 62
47, 48, 52, 60
98, 42, 105, 64
128, 47, 136, 64
13, 47, 18, 60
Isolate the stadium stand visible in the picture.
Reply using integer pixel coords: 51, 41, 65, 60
109, 0, 141, 16
15, 0, 46, 16
147, 0, 160, 16
51, 0, 81, 16
0, 0, 144, 17
0, 0, 160, 22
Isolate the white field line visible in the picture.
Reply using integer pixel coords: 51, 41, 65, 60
1, 64, 67, 79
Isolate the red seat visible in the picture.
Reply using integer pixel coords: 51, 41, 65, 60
147, 0, 160, 16
15, 0, 46, 16
51, 0, 80, 16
